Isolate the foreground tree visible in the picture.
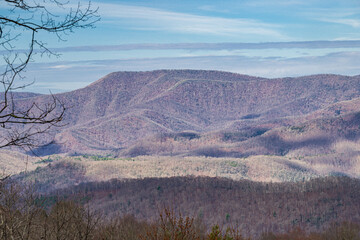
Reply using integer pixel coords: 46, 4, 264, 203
0, 0, 99, 149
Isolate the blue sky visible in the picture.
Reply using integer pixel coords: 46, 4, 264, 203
1, 0, 360, 93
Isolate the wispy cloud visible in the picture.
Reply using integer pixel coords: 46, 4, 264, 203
48, 40, 360, 53
318, 18, 360, 28
198, 5, 230, 13
243, 0, 306, 7
20, 50, 360, 93
304, 7, 360, 28
94, 3, 285, 38
47, 65, 73, 70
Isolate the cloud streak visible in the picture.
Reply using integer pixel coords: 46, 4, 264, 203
94, 3, 285, 38
318, 18, 360, 28
244, 0, 306, 7
47, 40, 360, 53
305, 7, 360, 28
20, 50, 360, 93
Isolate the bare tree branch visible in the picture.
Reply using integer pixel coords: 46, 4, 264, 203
0, 0, 99, 149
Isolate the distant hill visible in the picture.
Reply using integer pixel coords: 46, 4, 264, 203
0, 92, 43, 99
10, 70, 360, 158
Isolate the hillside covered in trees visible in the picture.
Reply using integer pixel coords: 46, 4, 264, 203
26, 176, 359, 238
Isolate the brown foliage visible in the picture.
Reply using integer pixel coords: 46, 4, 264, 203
207, 225, 248, 240
142, 208, 204, 240
0, 181, 100, 239
2, 178, 360, 239
60, 176, 360, 237
93, 214, 149, 240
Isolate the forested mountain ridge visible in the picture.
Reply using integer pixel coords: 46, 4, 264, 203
13, 70, 360, 157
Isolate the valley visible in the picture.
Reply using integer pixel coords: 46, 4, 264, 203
2, 70, 360, 238
3, 1, 360, 238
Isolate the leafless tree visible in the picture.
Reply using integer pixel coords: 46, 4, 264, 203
0, 0, 99, 149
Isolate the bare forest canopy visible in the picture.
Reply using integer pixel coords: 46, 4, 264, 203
14, 175, 360, 238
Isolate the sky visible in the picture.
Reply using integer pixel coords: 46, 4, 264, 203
1, 0, 360, 93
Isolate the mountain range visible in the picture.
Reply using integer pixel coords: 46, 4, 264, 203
16, 70, 358, 158
6, 70, 360, 236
